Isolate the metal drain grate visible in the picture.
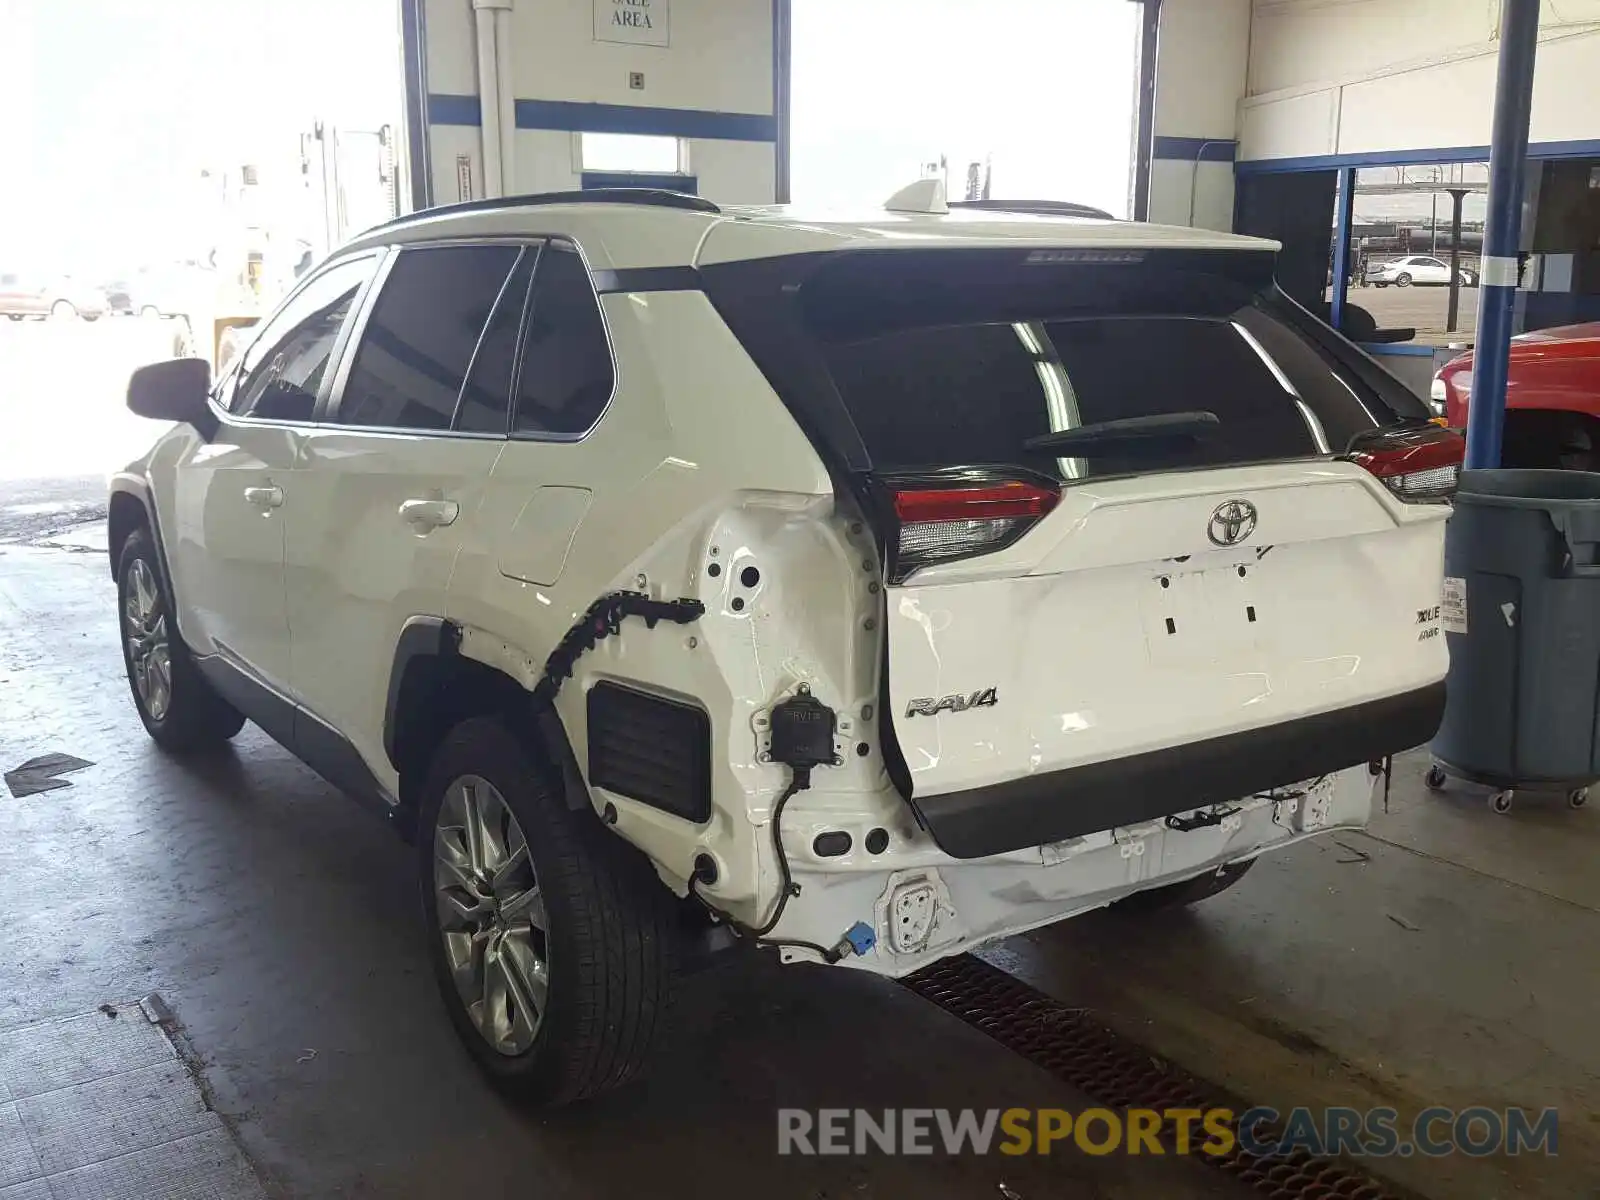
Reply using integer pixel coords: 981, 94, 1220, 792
902, 954, 1405, 1200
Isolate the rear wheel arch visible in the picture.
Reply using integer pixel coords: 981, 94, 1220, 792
1500, 407, 1600, 471
384, 621, 590, 831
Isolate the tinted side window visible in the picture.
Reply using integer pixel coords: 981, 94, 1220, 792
336, 244, 519, 430
456, 248, 537, 434
512, 242, 615, 437
232, 258, 372, 420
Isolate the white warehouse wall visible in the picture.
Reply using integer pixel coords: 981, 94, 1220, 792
1147, 0, 1251, 230
416, 0, 776, 205
1241, 0, 1600, 163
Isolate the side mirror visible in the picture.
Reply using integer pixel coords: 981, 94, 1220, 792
127, 358, 213, 428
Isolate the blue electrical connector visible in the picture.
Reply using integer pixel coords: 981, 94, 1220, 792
837, 921, 877, 958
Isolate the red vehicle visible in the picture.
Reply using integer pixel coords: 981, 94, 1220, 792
1434, 322, 1600, 470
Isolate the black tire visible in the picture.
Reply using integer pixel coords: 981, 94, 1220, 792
1112, 858, 1256, 914
116, 527, 246, 752
1374, 281, 1388, 289
1396, 272, 1413, 287
418, 715, 680, 1106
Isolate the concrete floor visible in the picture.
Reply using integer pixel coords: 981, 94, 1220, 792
1335, 284, 1479, 345
2, 322, 1597, 1198
0, 537, 1248, 1199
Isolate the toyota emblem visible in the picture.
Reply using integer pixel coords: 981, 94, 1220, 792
1208, 499, 1257, 547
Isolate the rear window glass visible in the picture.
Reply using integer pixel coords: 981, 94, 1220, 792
781, 249, 1424, 480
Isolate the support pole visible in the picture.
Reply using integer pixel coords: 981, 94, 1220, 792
1466, 0, 1541, 470
772, 0, 792, 203
1131, 0, 1162, 223
1330, 167, 1355, 333
1447, 188, 1469, 333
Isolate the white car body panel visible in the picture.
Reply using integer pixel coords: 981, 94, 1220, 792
285, 426, 504, 791
157, 419, 297, 686
885, 463, 1448, 800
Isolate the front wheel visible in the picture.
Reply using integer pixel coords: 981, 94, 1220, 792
117, 528, 245, 751
419, 716, 681, 1106
1112, 858, 1256, 914
1396, 273, 1413, 287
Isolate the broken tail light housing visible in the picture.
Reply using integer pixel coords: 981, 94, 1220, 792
878, 469, 1061, 582
1344, 424, 1465, 504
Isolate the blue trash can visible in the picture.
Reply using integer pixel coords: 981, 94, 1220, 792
1428, 469, 1600, 813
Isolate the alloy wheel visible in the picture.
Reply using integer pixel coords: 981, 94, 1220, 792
433, 775, 549, 1055
123, 558, 172, 720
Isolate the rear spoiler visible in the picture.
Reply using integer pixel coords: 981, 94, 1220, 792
949, 199, 1117, 221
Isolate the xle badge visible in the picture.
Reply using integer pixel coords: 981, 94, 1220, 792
905, 688, 999, 718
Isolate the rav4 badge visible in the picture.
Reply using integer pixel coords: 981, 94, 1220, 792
905, 688, 999, 718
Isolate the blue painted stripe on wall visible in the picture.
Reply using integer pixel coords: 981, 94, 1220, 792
1238, 138, 1600, 174
1152, 136, 1238, 163
428, 93, 482, 126
427, 93, 777, 141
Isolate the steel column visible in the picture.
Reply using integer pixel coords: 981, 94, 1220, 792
1466, 0, 1542, 469
1330, 167, 1355, 332
1131, 0, 1162, 223
1446, 188, 1469, 333
772, 0, 792, 204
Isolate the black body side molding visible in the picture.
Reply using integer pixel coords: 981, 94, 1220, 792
194, 654, 404, 833
910, 683, 1447, 860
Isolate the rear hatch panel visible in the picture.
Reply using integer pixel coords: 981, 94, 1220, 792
883, 465, 1448, 857
701, 245, 1446, 857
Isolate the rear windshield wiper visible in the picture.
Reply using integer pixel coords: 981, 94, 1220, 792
1023, 411, 1220, 454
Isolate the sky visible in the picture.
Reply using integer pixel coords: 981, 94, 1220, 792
0, 0, 1140, 273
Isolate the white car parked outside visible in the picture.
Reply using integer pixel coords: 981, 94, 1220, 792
1367, 255, 1476, 288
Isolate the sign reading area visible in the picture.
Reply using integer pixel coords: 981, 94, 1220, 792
595, 0, 668, 47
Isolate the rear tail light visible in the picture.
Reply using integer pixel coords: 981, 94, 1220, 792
1344, 424, 1465, 503
881, 471, 1060, 582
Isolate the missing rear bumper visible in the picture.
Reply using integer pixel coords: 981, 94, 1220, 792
908, 682, 1445, 859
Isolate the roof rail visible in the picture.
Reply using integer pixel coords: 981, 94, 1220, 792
949, 199, 1117, 221
372, 188, 720, 233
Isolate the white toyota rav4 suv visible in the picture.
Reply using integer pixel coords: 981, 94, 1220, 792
109, 185, 1457, 1106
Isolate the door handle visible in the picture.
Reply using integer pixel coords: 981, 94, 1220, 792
399, 498, 459, 530
243, 485, 284, 509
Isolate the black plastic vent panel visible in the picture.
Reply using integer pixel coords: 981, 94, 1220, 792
587, 681, 711, 823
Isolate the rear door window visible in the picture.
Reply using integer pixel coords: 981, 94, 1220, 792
455, 247, 537, 434
511, 241, 615, 438
334, 244, 520, 431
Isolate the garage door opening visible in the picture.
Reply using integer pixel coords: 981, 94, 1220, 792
790, 0, 1140, 216
0, 0, 402, 525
